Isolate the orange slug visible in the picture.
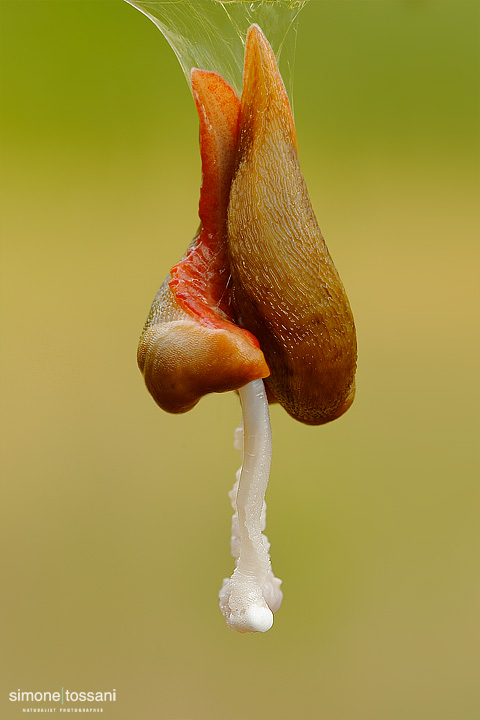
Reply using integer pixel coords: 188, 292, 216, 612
227, 25, 357, 425
137, 69, 269, 414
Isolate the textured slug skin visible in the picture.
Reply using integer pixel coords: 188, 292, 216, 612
227, 25, 357, 425
137, 69, 269, 414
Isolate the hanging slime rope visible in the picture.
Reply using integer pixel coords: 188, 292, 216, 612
125, 0, 306, 100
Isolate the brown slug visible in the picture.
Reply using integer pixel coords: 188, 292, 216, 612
227, 25, 357, 425
137, 69, 269, 414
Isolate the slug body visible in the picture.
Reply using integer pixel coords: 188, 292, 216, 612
139, 25, 356, 425
138, 69, 268, 414
227, 26, 357, 425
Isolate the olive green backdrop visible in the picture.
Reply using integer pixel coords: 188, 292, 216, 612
1, 1, 479, 718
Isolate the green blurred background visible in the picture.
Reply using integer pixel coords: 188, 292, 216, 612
1, 1, 479, 718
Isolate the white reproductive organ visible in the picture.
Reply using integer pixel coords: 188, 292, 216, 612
219, 379, 283, 633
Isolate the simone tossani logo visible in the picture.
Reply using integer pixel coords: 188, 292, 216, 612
8, 687, 117, 713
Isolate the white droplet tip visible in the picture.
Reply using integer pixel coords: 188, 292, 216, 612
245, 605, 274, 633
227, 604, 274, 634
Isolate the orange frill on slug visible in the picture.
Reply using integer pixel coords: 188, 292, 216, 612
227, 25, 357, 425
137, 69, 269, 414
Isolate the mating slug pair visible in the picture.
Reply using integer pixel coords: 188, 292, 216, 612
138, 25, 357, 426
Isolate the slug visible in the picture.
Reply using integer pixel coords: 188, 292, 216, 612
227, 25, 357, 425
137, 69, 269, 414
138, 25, 356, 426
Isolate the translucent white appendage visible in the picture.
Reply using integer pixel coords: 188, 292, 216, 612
219, 379, 283, 633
